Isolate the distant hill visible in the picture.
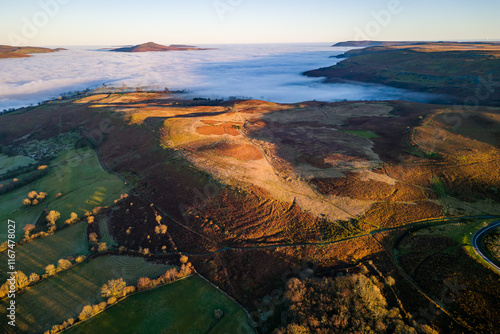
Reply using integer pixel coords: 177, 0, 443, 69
0, 45, 66, 59
108, 42, 214, 52
332, 41, 417, 47
306, 41, 500, 105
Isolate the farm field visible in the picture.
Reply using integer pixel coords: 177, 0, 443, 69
67, 275, 255, 334
0, 154, 35, 173
0, 147, 128, 241
0, 255, 171, 334
0, 221, 89, 284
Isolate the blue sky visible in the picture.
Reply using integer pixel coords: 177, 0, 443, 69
1, 0, 499, 45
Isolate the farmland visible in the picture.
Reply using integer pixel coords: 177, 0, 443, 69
0, 255, 171, 333
0, 154, 35, 173
0, 221, 88, 284
0, 147, 128, 241
67, 275, 255, 334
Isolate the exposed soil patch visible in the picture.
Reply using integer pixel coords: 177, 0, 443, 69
211, 142, 263, 161
197, 125, 240, 136
196, 121, 244, 137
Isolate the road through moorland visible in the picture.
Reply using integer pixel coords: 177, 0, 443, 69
472, 220, 500, 273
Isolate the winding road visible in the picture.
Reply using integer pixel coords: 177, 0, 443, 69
472, 220, 500, 273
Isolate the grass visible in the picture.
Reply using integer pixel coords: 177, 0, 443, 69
410, 218, 495, 262
341, 130, 380, 139
0, 147, 128, 242
0, 255, 171, 334
0, 154, 36, 174
430, 176, 446, 197
67, 275, 255, 334
97, 216, 117, 247
0, 221, 89, 284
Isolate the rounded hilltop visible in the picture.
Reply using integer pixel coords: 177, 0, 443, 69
108, 42, 214, 52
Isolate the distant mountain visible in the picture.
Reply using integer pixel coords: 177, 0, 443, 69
332, 41, 416, 47
108, 42, 214, 52
0, 45, 66, 59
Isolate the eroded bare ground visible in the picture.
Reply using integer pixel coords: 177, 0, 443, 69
71, 93, 500, 235
4, 92, 500, 331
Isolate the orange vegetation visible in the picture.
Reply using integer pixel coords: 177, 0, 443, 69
212, 143, 263, 161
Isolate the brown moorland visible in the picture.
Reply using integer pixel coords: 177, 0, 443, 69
2, 91, 500, 332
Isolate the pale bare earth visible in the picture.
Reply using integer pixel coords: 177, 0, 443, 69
77, 94, 402, 221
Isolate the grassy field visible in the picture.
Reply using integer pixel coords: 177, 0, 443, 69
0, 221, 89, 284
341, 129, 380, 138
67, 275, 256, 334
97, 216, 117, 247
0, 148, 127, 242
0, 154, 35, 173
0, 255, 170, 334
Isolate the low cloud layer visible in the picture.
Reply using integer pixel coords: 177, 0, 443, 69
0, 44, 438, 111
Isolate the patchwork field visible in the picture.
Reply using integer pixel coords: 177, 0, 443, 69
0, 147, 128, 241
0, 221, 88, 284
67, 275, 255, 334
0, 154, 36, 173
0, 255, 171, 334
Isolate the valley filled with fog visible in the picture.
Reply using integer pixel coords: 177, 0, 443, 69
0, 43, 439, 111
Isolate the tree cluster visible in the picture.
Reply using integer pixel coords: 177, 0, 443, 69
46, 210, 60, 233
136, 263, 194, 291
64, 212, 79, 225
22, 190, 48, 207
274, 273, 437, 334
485, 228, 500, 261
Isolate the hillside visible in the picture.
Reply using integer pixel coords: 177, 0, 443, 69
108, 42, 213, 52
0, 45, 66, 59
306, 42, 500, 105
332, 40, 416, 47
1, 91, 500, 332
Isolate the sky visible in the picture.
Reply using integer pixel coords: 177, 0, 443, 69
0, 0, 499, 46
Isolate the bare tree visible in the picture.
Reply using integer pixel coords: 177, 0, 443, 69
101, 278, 127, 298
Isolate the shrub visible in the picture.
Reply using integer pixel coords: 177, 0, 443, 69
88, 232, 98, 244
97, 242, 107, 252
